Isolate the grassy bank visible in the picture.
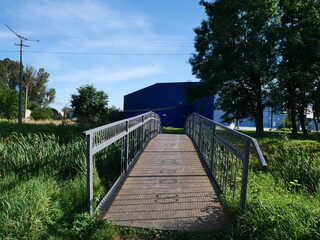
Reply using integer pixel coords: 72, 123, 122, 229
236, 131, 320, 239
0, 123, 319, 239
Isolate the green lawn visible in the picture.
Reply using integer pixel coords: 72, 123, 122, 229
162, 126, 184, 134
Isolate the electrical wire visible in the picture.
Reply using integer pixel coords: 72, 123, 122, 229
0, 50, 191, 56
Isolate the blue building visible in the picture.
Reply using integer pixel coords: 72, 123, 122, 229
123, 82, 214, 128
123, 82, 317, 131
213, 107, 284, 129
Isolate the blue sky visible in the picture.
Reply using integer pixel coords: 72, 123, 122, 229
0, 0, 205, 111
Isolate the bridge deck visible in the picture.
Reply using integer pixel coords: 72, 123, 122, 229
102, 134, 229, 230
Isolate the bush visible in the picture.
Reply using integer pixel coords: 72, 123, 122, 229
31, 107, 54, 120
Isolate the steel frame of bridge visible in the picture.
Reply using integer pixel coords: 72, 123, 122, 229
84, 111, 266, 216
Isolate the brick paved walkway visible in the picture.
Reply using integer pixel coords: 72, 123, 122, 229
102, 134, 229, 230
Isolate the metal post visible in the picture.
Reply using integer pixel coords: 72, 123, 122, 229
192, 114, 195, 139
198, 117, 202, 149
240, 140, 250, 209
209, 124, 216, 172
141, 115, 145, 148
86, 134, 93, 215
124, 121, 129, 172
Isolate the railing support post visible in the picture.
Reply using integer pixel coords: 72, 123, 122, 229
141, 115, 145, 148
86, 134, 93, 215
198, 117, 202, 149
240, 140, 250, 209
192, 113, 195, 139
124, 121, 129, 172
209, 124, 216, 172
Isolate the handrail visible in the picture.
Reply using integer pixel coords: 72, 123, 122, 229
190, 113, 267, 167
185, 113, 267, 209
84, 111, 162, 215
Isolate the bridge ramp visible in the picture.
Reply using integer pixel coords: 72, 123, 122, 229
102, 134, 229, 230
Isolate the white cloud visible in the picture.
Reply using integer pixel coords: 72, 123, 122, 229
12, 0, 150, 37
53, 64, 163, 85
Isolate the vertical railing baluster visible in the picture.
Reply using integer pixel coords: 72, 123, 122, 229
141, 115, 145, 149
124, 121, 129, 172
198, 117, 202, 150
209, 123, 216, 172
86, 133, 93, 215
240, 140, 250, 209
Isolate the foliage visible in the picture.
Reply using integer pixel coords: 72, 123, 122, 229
25, 67, 56, 107
1, 122, 319, 239
30, 106, 62, 120
237, 173, 320, 240
71, 84, 109, 124
189, 0, 280, 136
0, 58, 56, 121
102, 105, 123, 124
278, 0, 320, 136
95, 141, 122, 192
274, 141, 320, 193
0, 133, 86, 180
0, 128, 109, 239
0, 85, 19, 119
189, 1, 320, 137
254, 135, 320, 194
0, 58, 19, 88
0, 176, 63, 240
0, 121, 88, 143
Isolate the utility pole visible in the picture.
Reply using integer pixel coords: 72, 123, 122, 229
5, 24, 39, 124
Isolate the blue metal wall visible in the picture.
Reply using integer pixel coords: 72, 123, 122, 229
123, 82, 214, 128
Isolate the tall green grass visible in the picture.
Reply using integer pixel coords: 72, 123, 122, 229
1, 123, 319, 239
237, 173, 320, 240
232, 134, 320, 240
1, 133, 86, 179
0, 131, 109, 239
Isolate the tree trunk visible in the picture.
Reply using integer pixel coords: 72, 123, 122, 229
255, 88, 264, 137
290, 108, 298, 138
298, 108, 308, 136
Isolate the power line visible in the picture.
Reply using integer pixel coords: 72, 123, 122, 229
0, 50, 191, 56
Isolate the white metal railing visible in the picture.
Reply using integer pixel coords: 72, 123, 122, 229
84, 112, 162, 214
185, 113, 266, 209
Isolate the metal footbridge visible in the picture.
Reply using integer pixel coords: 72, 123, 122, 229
84, 112, 266, 230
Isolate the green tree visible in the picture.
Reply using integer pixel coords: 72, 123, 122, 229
0, 59, 56, 107
189, 0, 281, 136
71, 85, 109, 124
102, 105, 123, 124
0, 58, 20, 89
27, 68, 56, 107
30, 107, 61, 120
0, 86, 19, 120
278, 0, 320, 136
